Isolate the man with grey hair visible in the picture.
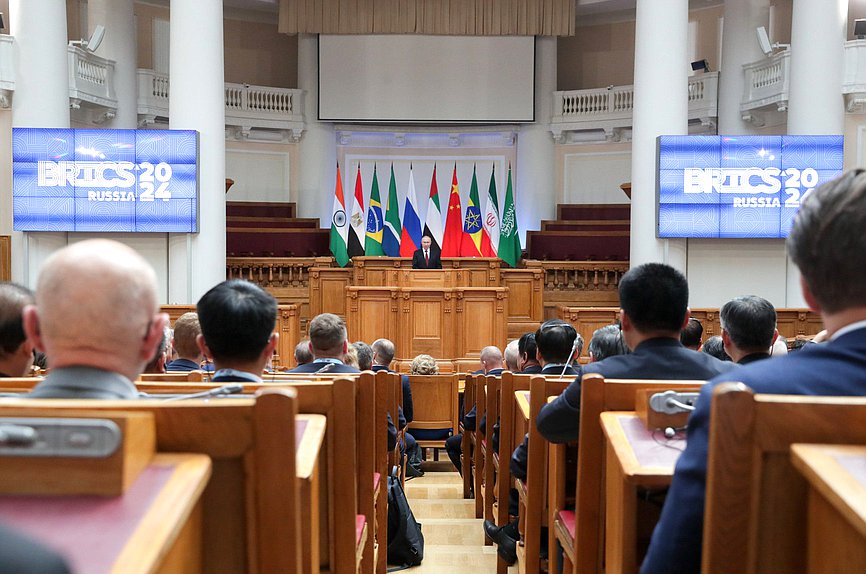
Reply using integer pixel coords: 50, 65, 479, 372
0, 283, 36, 378
719, 295, 777, 365
27, 239, 167, 398
293, 338, 313, 367
504, 339, 520, 372
370, 337, 420, 475
289, 313, 359, 373
353, 341, 373, 371
643, 170, 866, 573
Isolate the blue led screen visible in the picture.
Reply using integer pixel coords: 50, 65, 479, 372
13, 128, 199, 233
657, 135, 843, 238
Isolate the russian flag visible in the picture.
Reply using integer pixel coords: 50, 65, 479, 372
399, 164, 423, 257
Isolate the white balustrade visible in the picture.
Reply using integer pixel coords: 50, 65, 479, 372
137, 69, 305, 139
68, 45, 117, 114
740, 50, 790, 114
0, 35, 14, 108
843, 40, 866, 112
551, 72, 717, 140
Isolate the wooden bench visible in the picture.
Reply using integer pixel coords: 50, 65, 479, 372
227, 201, 297, 219
550, 375, 704, 574
0, 390, 305, 574
226, 227, 331, 257
703, 384, 866, 574
227, 216, 320, 228
406, 374, 460, 456
556, 204, 630, 221
526, 231, 630, 261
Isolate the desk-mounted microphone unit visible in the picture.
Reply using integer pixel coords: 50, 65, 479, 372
636, 390, 700, 434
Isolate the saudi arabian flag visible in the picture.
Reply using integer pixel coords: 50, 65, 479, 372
498, 163, 521, 268
382, 164, 402, 257
365, 164, 385, 256
330, 163, 350, 267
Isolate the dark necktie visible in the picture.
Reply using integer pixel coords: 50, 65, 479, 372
425, 251, 429, 265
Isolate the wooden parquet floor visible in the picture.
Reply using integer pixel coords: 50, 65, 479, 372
402, 465, 511, 573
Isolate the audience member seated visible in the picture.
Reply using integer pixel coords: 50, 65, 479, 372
701, 336, 730, 361
344, 345, 359, 369
371, 339, 419, 474
485, 319, 583, 564
517, 332, 542, 374
504, 340, 520, 372
353, 341, 373, 371
27, 240, 168, 399
536, 262, 737, 444
196, 279, 279, 383
719, 296, 777, 365
410, 354, 439, 375
294, 338, 313, 367
0, 283, 36, 378
680, 317, 703, 350
288, 314, 361, 374
445, 346, 505, 472
0, 522, 71, 574
587, 323, 630, 361
165, 312, 204, 372
142, 327, 171, 374
641, 169, 866, 574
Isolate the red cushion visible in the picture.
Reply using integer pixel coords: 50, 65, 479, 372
558, 510, 575, 538
373, 472, 381, 491
356, 515, 366, 545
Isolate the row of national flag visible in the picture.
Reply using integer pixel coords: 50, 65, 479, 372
330, 162, 521, 268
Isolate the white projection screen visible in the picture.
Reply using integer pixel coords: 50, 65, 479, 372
318, 35, 536, 123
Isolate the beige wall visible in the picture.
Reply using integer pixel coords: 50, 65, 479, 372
558, 5, 723, 91
132, 2, 297, 87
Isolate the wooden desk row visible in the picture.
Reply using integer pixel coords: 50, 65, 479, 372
0, 372, 405, 574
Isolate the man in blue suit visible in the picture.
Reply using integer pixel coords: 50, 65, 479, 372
641, 169, 866, 574
197, 279, 279, 383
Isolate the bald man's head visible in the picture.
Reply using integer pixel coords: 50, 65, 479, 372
24, 240, 167, 381
480, 345, 504, 373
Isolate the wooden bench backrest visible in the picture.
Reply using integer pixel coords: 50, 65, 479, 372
574, 375, 705, 574
138, 371, 205, 382
495, 372, 534, 532
703, 384, 866, 574
0, 390, 301, 574
406, 374, 459, 432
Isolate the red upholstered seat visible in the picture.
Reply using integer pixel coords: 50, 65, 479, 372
558, 510, 575, 538
356, 515, 366, 545
373, 472, 381, 491
481, 439, 487, 448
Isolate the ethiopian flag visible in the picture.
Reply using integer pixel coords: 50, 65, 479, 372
365, 164, 385, 255
460, 165, 495, 257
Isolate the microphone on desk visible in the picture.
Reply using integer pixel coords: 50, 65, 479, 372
146, 383, 245, 402
560, 337, 580, 379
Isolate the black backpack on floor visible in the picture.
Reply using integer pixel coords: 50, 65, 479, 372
386, 469, 424, 569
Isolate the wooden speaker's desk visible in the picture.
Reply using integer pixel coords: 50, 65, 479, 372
0, 453, 211, 574
600, 412, 684, 574
791, 443, 866, 574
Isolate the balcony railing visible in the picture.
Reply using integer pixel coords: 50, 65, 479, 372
0, 36, 13, 108
138, 69, 305, 141
740, 49, 790, 124
844, 40, 866, 112
550, 72, 718, 142
68, 45, 117, 123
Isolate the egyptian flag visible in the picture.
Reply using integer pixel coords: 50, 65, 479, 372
422, 164, 444, 252
399, 164, 423, 257
347, 165, 366, 258
460, 165, 495, 257
441, 164, 464, 257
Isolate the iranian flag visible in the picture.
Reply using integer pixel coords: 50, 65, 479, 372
329, 163, 349, 267
483, 165, 501, 254
422, 164, 444, 251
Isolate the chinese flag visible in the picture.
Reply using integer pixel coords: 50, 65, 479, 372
441, 164, 464, 257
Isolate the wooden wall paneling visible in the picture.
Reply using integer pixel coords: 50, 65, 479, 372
448, 257, 500, 287
502, 268, 544, 339
400, 288, 455, 360
346, 287, 399, 346
351, 257, 403, 286
454, 287, 508, 360
775, 309, 825, 339
400, 269, 454, 287
275, 306, 302, 369
556, 307, 621, 355
690, 309, 721, 339
309, 267, 352, 319
0, 235, 10, 281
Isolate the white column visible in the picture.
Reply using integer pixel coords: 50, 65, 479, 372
718, 0, 770, 134
88, 0, 137, 128
9, 0, 71, 286
168, 0, 226, 302
297, 34, 336, 225
516, 36, 556, 243
785, 0, 846, 307
629, 0, 689, 270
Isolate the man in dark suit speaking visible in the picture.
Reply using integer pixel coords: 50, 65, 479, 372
411, 236, 442, 269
